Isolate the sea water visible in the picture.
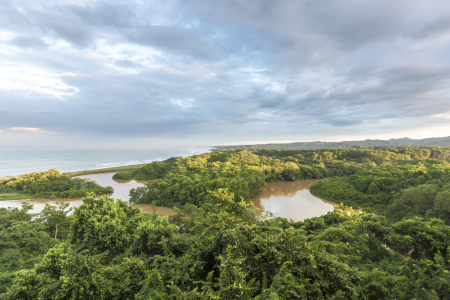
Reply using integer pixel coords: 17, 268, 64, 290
0, 147, 210, 178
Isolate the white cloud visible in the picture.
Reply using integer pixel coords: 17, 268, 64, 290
0, 61, 79, 99
0, 30, 15, 41
8, 127, 56, 134
249, 112, 273, 119
170, 98, 194, 109
430, 111, 450, 119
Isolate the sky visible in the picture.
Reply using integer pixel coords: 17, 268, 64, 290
1, 0, 450, 148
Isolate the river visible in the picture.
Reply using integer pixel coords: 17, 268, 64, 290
0, 172, 175, 215
1, 175, 336, 221
253, 179, 337, 222
1, 175, 404, 256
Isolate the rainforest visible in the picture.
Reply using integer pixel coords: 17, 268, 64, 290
1, 146, 450, 299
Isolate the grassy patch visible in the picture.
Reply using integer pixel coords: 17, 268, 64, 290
65, 164, 149, 177
0, 192, 35, 201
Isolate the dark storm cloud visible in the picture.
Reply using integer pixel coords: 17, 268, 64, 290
1, 0, 450, 146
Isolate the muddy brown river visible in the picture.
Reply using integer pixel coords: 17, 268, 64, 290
253, 179, 337, 222
1, 175, 337, 221
0, 172, 175, 215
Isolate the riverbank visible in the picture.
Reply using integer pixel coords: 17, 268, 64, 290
309, 190, 362, 213
0, 192, 35, 201
0, 172, 174, 216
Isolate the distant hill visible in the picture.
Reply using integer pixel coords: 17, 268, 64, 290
215, 136, 450, 150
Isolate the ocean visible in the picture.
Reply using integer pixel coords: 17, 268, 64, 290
0, 147, 210, 178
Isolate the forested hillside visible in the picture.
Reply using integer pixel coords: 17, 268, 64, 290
217, 136, 450, 150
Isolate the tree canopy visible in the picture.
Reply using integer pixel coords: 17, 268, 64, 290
3, 146, 450, 298
0, 169, 114, 199
2, 194, 450, 299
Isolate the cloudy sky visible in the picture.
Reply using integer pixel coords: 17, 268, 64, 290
1, 0, 450, 148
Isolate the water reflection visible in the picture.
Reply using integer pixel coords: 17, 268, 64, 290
133, 204, 176, 215
0, 172, 174, 215
77, 173, 147, 202
1, 175, 341, 220
253, 179, 336, 222
0, 197, 87, 214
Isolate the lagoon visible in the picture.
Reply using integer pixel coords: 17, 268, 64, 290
253, 179, 337, 222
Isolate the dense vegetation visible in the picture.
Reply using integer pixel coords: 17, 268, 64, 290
3, 146, 450, 298
0, 202, 72, 295
0, 169, 113, 200
126, 147, 450, 224
2, 193, 450, 299
310, 159, 450, 223
112, 158, 177, 180
217, 136, 450, 150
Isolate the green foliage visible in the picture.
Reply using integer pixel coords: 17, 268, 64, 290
4, 147, 450, 299
0, 221, 57, 275
0, 192, 35, 201
113, 157, 177, 180
435, 190, 450, 223
398, 251, 450, 299
217, 138, 450, 149
126, 149, 450, 216
0, 203, 33, 231
386, 217, 450, 260
2, 196, 450, 299
311, 209, 391, 264
386, 184, 440, 222
36, 202, 72, 240
0, 203, 63, 294
130, 162, 266, 207
310, 178, 366, 208
0, 169, 114, 199
69, 193, 142, 256
310, 160, 450, 221
130, 213, 181, 256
